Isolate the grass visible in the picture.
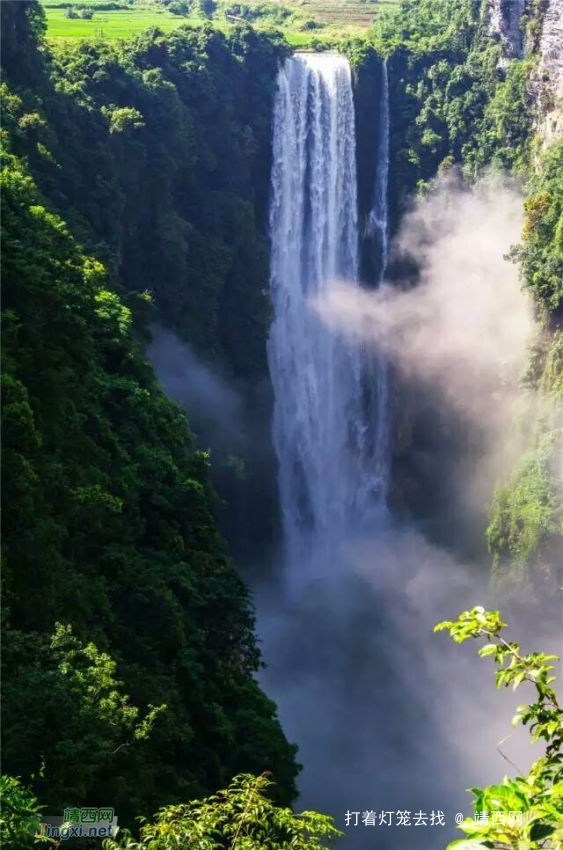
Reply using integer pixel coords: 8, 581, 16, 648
41, 0, 397, 42
283, 30, 324, 45
42, 4, 198, 39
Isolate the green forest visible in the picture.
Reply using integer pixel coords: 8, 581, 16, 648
1, 0, 561, 848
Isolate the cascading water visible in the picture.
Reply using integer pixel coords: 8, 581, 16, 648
366, 59, 391, 500
268, 54, 387, 584
262, 55, 467, 850
367, 60, 390, 278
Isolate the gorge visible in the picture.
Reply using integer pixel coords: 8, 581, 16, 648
1, 1, 562, 848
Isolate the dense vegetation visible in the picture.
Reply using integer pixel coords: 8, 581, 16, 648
1, 142, 299, 822
103, 774, 343, 848
3, 2, 288, 378
1, 1, 299, 828
487, 139, 563, 611
371, 0, 534, 225
2, 772, 342, 847
3, 0, 289, 556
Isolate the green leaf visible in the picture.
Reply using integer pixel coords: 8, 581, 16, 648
530, 822, 555, 840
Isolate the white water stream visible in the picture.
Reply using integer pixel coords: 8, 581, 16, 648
268, 54, 389, 587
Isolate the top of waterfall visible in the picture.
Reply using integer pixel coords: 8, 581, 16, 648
293, 51, 347, 59
288, 53, 352, 75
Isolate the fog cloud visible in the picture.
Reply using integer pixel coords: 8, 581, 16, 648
255, 177, 550, 849
148, 325, 243, 450
314, 175, 534, 427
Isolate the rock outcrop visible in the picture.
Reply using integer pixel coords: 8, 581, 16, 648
487, 0, 526, 59
536, 0, 563, 145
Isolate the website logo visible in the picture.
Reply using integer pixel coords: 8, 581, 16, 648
36, 807, 118, 840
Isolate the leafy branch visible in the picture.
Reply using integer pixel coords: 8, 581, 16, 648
102, 773, 343, 849
435, 607, 563, 850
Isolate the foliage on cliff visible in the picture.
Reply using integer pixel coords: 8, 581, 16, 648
518, 140, 563, 319
487, 140, 563, 609
1, 0, 289, 378
371, 0, 533, 225
1, 143, 299, 823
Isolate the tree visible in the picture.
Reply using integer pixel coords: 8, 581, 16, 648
0, 0, 46, 87
0, 777, 53, 849
103, 773, 342, 849
2, 624, 164, 810
435, 607, 563, 849
196, 0, 217, 18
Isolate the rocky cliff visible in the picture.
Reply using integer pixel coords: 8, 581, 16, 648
487, 0, 526, 59
536, 0, 563, 145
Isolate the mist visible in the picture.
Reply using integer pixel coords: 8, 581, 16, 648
315, 175, 532, 416
147, 325, 281, 565
147, 325, 243, 451
256, 522, 554, 849
255, 176, 553, 849
315, 175, 538, 529
148, 181, 553, 849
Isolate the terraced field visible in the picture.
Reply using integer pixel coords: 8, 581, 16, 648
297, 0, 396, 26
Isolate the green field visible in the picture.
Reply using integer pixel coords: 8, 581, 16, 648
42, 3, 200, 39
41, 0, 396, 42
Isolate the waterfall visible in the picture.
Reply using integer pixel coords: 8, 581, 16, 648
367, 59, 391, 500
263, 59, 474, 842
268, 54, 388, 585
368, 60, 390, 279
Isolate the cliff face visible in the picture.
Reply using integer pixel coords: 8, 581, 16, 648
539, 0, 563, 88
487, 0, 526, 59
536, 0, 563, 146
485, 0, 563, 149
